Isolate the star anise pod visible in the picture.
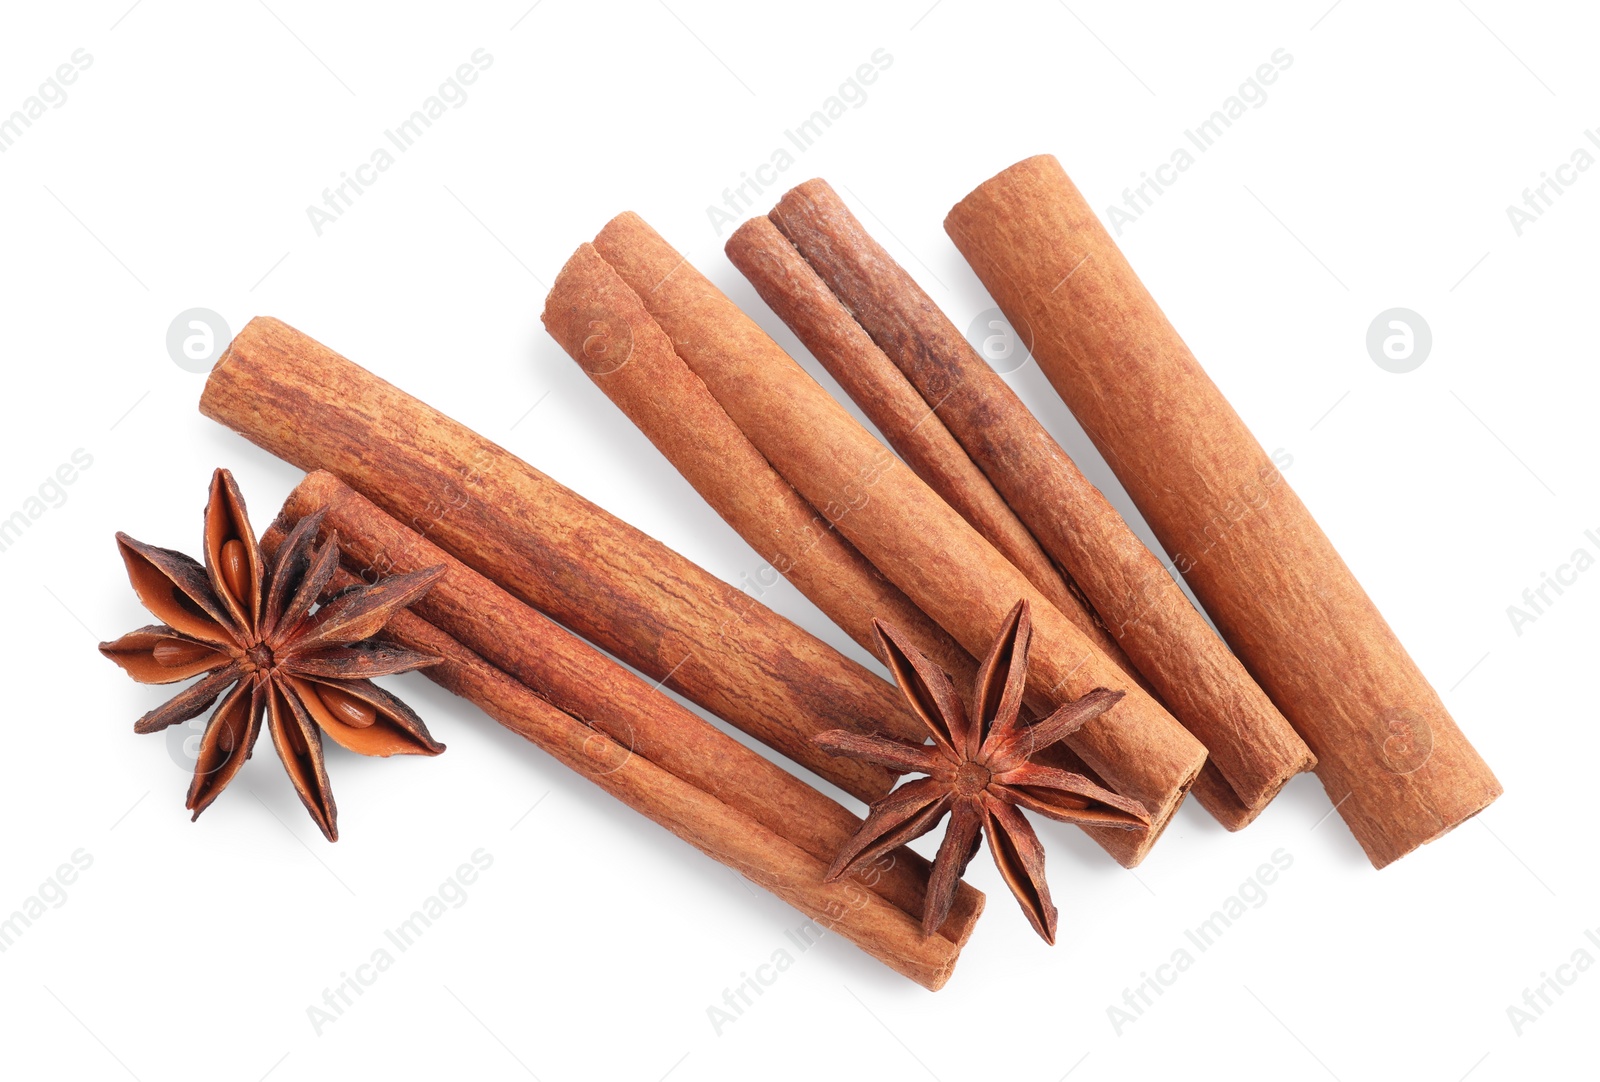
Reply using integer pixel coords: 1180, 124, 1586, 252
99, 468, 448, 841
815, 600, 1151, 943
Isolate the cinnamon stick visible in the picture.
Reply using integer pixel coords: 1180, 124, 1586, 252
265, 472, 982, 985
723, 218, 1131, 671
760, 179, 1314, 830
589, 212, 1206, 867
946, 154, 1501, 865
346, 589, 973, 989
200, 317, 921, 804
726, 214, 1155, 703
543, 238, 1115, 810
542, 244, 976, 687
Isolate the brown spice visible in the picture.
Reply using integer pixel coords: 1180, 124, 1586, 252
946, 154, 1501, 865
818, 602, 1148, 943
542, 234, 1122, 821
100, 468, 445, 840
724, 213, 1139, 681
589, 212, 1206, 867
761, 178, 1314, 829
200, 318, 923, 805
267, 473, 984, 989
542, 242, 976, 686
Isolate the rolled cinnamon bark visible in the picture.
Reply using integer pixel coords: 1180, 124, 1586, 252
590, 212, 1206, 867
762, 179, 1314, 830
723, 218, 1132, 674
428, 639, 972, 990
201, 317, 921, 804
543, 239, 1114, 812
723, 216, 1157, 708
266, 472, 982, 976
340, 591, 974, 989
946, 154, 1501, 865
542, 244, 976, 688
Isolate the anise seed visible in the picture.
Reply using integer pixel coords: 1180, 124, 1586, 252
316, 684, 377, 729
282, 713, 309, 758
153, 640, 215, 668
221, 539, 251, 608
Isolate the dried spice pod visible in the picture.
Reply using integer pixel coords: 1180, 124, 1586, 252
817, 602, 1148, 943
100, 468, 446, 840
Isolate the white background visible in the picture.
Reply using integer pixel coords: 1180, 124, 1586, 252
1, 1, 1594, 1079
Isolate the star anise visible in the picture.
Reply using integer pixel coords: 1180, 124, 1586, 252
99, 468, 448, 841
815, 600, 1151, 943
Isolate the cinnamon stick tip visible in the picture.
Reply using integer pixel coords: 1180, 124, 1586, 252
198, 315, 308, 427
540, 242, 642, 378
765, 177, 849, 246
208, 313, 286, 373
591, 209, 662, 254
723, 212, 782, 253
770, 176, 840, 215
949, 153, 1064, 204
538, 242, 605, 330
943, 153, 1070, 245
722, 216, 808, 291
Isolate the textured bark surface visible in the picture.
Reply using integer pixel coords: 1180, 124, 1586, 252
542, 243, 976, 688
726, 213, 1132, 678
544, 238, 1116, 826
946, 154, 1501, 866
765, 179, 1313, 830
267, 474, 982, 985
592, 212, 1206, 867
201, 317, 922, 804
